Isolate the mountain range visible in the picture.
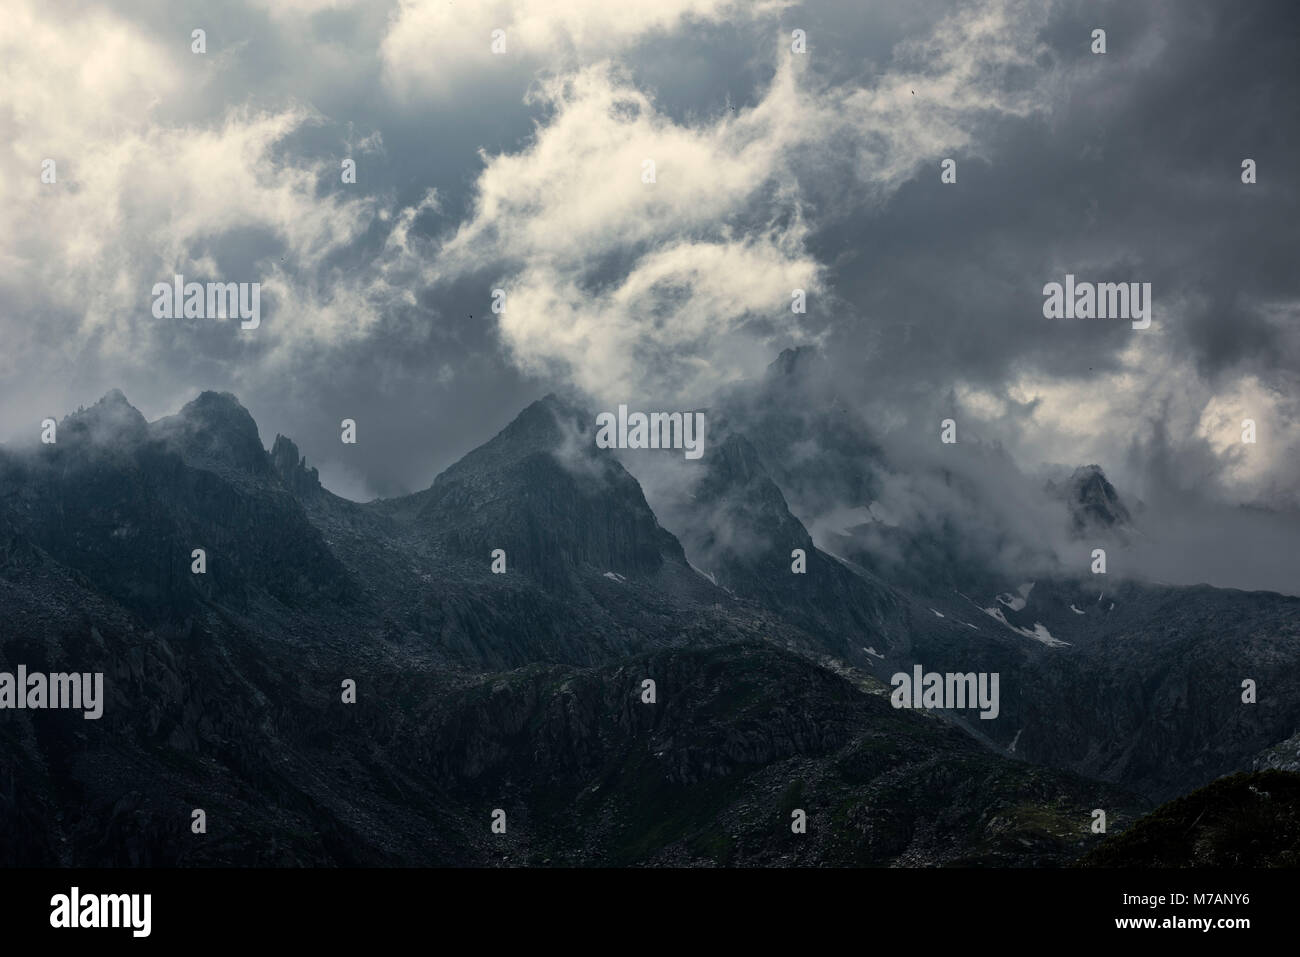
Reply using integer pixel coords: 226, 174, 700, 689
1, 355, 1297, 866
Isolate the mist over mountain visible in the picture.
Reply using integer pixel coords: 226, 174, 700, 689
1053, 465, 1134, 537
2, 0, 1298, 878
2, 384, 1297, 866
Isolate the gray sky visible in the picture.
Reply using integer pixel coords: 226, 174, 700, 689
1, 0, 1296, 588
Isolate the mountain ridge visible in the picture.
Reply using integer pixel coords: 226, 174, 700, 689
2, 384, 1296, 868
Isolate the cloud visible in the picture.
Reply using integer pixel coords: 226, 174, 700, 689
431, 0, 1057, 406
249, 0, 365, 17
2, 0, 1295, 581
381, 0, 786, 101
0, 0, 406, 431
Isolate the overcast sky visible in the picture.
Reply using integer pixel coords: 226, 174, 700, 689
2, 0, 1296, 591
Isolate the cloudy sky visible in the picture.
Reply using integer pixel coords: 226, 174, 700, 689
1, 0, 1296, 588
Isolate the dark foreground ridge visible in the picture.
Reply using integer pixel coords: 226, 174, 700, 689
1080, 770, 1300, 868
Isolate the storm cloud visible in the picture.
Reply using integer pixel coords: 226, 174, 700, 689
1, 0, 1295, 588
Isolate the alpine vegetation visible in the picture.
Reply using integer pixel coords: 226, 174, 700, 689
1042, 274, 1152, 329
595, 405, 707, 459
890, 666, 1000, 720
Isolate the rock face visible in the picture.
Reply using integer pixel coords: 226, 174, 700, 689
0, 391, 354, 623
0, 387, 1295, 866
1055, 464, 1132, 537
270, 435, 323, 500
1003, 583, 1300, 801
719, 348, 886, 527
693, 351, 1300, 806
414, 395, 685, 588
1081, 771, 1300, 867
396, 643, 1144, 867
679, 432, 902, 665
0, 617, 1145, 866
1253, 731, 1300, 773
152, 391, 274, 481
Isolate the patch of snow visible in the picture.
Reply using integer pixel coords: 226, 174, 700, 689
1108, 602, 1115, 611
1025, 623, 1064, 646
688, 562, 717, 586
1009, 728, 1023, 753
862, 646, 884, 660
602, 571, 626, 583
995, 582, 1035, 612
1069, 604, 1085, 615
981, 606, 1070, 647
930, 608, 945, 618
983, 606, 1011, 626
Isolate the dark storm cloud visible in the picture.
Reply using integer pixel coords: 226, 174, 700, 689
821, 0, 1298, 390
1, 0, 1295, 590
793, 0, 1297, 538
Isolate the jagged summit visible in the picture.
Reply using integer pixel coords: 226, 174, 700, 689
270, 433, 323, 498
718, 348, 883, 523
487, 392, 591, 456
765, 345, 827, 382
58, 388, 150, 446
695, 433, 799, 523
173, 391, 259, 432
3, 386, 1300, 869
413, 392, 684, 584
152, 390, 270, 476
1059, 464, 1132, 534
413, 393, 599, 497
680, 428, 898, 660
2, 388, 353, 623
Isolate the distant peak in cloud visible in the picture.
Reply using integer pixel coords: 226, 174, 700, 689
1047, 464, 1134, 538
152, 392, 270, 478
58, 389, 150, 448
766, 345, 826, 381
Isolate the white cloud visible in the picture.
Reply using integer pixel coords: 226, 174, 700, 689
381, 0, 785, 100
430, 0, 1057, 405
0, 0, 393, 425
250, 0, 365, 16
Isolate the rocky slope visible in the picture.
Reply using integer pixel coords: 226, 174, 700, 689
1, 386, 1295, 865
1081, 770, 1300, 867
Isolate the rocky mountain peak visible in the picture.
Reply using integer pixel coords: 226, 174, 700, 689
451, 393, 594, 473
1062, 464, 1132, 534
696, 433, 790, 513
270, 434, 323, 498
151, 390, 270, 476
59, 389, 150, 447
414, 392, 683, 583
766, 345, 826, 382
